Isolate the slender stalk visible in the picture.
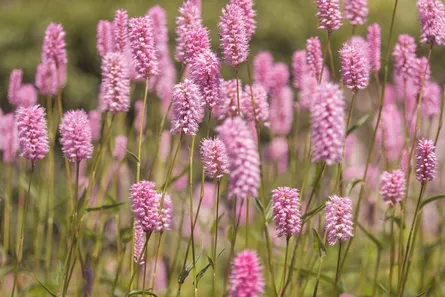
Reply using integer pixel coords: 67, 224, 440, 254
389, 206, 396, 296
11, 162, 35, 297
126, 233, 151, 295
434, 88, 445, 146
245, 197, 250, 248
151, 232, 164, 291
212, 178, 221, 297
235, 66, 241, 115
137, 77, 150, 183
372, 249, 382, 297
278, 237, 290, 297
334, 243, 342, 296
346, 92, 358, 131
188, 135, 198, 297
2, 164, 12, 256
45, 93, 55, 270
327, 32, 336, 81
312, 255, 324, 297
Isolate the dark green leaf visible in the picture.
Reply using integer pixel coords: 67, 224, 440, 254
253, 198, 264, 213
125, 149, 140, 163
347, 114, 370, 136
177, 251, 202, 284
85, 202, 125, 212
357, 222, 383, 250
346, 178, 363, 196
385, 215, 402, 228
29, 273, 57, 297
195, 263, 212, 286
128, 289, 158, 296
265, 199, 274, 221
378, 282, 388, 293
420, 194, 445, 210
210, 213, 225, 234
120, 226, 134, 244
302, 203, 326, 223
312, 228, 327, 258
227, 225, 234, 242
415, 287, 430, 297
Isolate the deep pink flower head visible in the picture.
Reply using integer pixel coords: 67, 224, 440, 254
170, 79, 204, 136
344, 0, 368, 26
311, 83, 345, 165
230, 0, 256, 41
175, 1, 202, 62
101, 52, 131, 113
41, 23, 67, 67
376, 104, 404, 162
155, 193, 173, 232
189, 49, 222, 109
229, 250, 265, 297
326, 195, 354, 246
306, 37, 323, 81
422, 82, 441, 118
134, 100, 147, 134
242, 84, 269, 124
35, 61, 58, 96
133, 220, 146, 264
113, 135, 127, 162
219, 3, 249, 67
96, 20, 114, 57
88, 110, 101, 141
292, 50, 307, 89
253, 51, 274, 93
59, 110, 93, 163
414, 57, 431, 95
416, 138, 436, 183
299, 74, 318, 110
417, 0, 445, 46
217, 117, 260, 199
130, 180, 158, 232
16, 105, 49, 162
316, 0, 343, 32
270, 63, 290, 95
380, 170, 406, 205
339, 43, 370, 91
183, 26, 211, 64
129, 16, 159, 80
113, 9, 129, 53
212, 79, 241, 119
392, 35, 417, 81
272, 187, 301, 238
148, 5, 169, 59
367, 23, 381, 73
1, 114, 19, 164
8, 69, 23, 105
270, 86, 293, 135
16, 84, 38, 108
200, 137, 230, 179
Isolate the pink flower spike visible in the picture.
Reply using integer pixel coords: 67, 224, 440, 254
392, 35, 417, 81
219, 3, 249, 67
133, 220, 146, 265
88, 110, 101, 141
229, 250, 265, 297
175, 0, 202, 63
212, 79, 241, 120
155, 193, 173, 232
130, 180, 158, 232
339, 43, 370, 91
344, 0, 368, 26
316, 0, 343, 32
113, 135, 127, 162
8, 69, 23, 105
299, 75, 318, 110
270, 63, 290, 96
270, 86, 294, 135
170, 79, 204, 136
129, 16, 159, 80
148, 5, 169, 60
35, 61, 58, 96
380, 170, 406, 206
414, 57, 431, 95
230, 0, 256, 41
41, 23, 68, 67
113, 9, 129, 53
200, 137, 230, 179
292, 50, 307, 90
184, 26, 211, 64
96, 20, 114, 57
16, 105, 49, 163
16, 84, 38, 108
59, 110, 93, 163
417, 0, 445, 46
325, 195, 354, 245
241, 84, 269, 124
367, 23, 381, 73
253, 51, 274, 93
422, 82, 441, 118
1, 114, 19, 164
311, 83, 345, 165
416, 138, 436, 184
272, 187, 302, 238
101, 52, 131, 113
306, 37, 323, 81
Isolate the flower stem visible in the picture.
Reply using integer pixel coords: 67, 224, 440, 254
235, 66, 241, 115
212, 178, 221, 297
327, 32, 336, 81
334, 242, 342, 296
278, 237, 290, 297
434, 88, 445, 146
126, 232, 151, 295
312, 254, 324, 297
189, 135, 198, 297
151, 232, 164, 291
372, 248, 382, 297
45, 93, 55, 270
389, 206, 396, 295
137, 77, 150, 183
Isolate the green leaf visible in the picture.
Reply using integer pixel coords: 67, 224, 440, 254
419, 194, 445, 210
302, 203, 326, 223
177, 250, 202, 284
227, 225, 234, 242
253, 198, 264, 213
195, 263, 212, 286
265, 199, 274, 221
385, 215, 402, 228
128, 289, 158, 296
347, 114, 370, 136
29, 273, 57, 297
160, 165, 190, 189
357, 222, 383, 250
345, 178, 363, 196
210, 213, 225, 234
85, 202, 125, 212
312, 228, 327, 258
120, 226, 134, 244
126, 149, 140, 163
415, 287, 430, 297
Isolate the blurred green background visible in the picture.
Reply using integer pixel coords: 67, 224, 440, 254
0, 0, 443, 112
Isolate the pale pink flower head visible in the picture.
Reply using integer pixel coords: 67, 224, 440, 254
212, 79, 241, 119
189, 49, 222, 110
253, 51, 274, 93
392, 34, 417, 81
170, 79, 204, 136
148, 5, 169, 59
292, 50, 307, 90
184, 26, 211, 64
422, 82, 441, 118
306, 37, 323, 81
217, 117, 260, 200
133, 220, 146, 264
155, 57, 177, 104
59, 110, 93, 163
155, 193, 173, 232
101, 52, 131, 113
326, 195, 354, 245
266, 137, 288, 174
8, 69, 23, 105
96, 20, 114, 57
130, 180, 158, 232
35, 61, 58, 96
1, 114, 19, 164
380, 170, 406, 205
344, 0, 368, 26
272, 187, 302, 238
339, 43, 370, 91
377, 104, 404, 162
219, 3, 249, 67
129, 16, 159, 80
113, 135, 128, 162
88, 110, 101, 141
417, 0, 445, 46
228, 250, 265, 297
311, 83, 345, 165
416, 138, 436, 184
175, 1, 202, 62
230, 0, 256, 41
241, 84, 269, 124
41, 23, 68, 67
113, 9, 129, 53
316, 0, 343, 32
384, 84, 396, 105
270, 63, 290, 95
16, 105, 49, 163
270, 86, 294, 135
299, 74, 318, 110
367, 23, 381, 73
200, 137, 230, 179
16, 84, 38, 108
414, 57, 431, 95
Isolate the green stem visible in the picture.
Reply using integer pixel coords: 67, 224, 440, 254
235, 66, 241, 115
434, 88, 445, 146
327, 32, 336, 81
45, 93, 55, 270
389, 206, 396, 296
137, 77, 150, 183
334, 243, 342, 296
189, 135, 198, 297
212, 178, 221, 297
3, 164, 12, 256
312, 256, 324, 297
151, 232, 164, 291
126, 233, 152, 295
372, 249, 382, 297
278, 237, 290, 297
